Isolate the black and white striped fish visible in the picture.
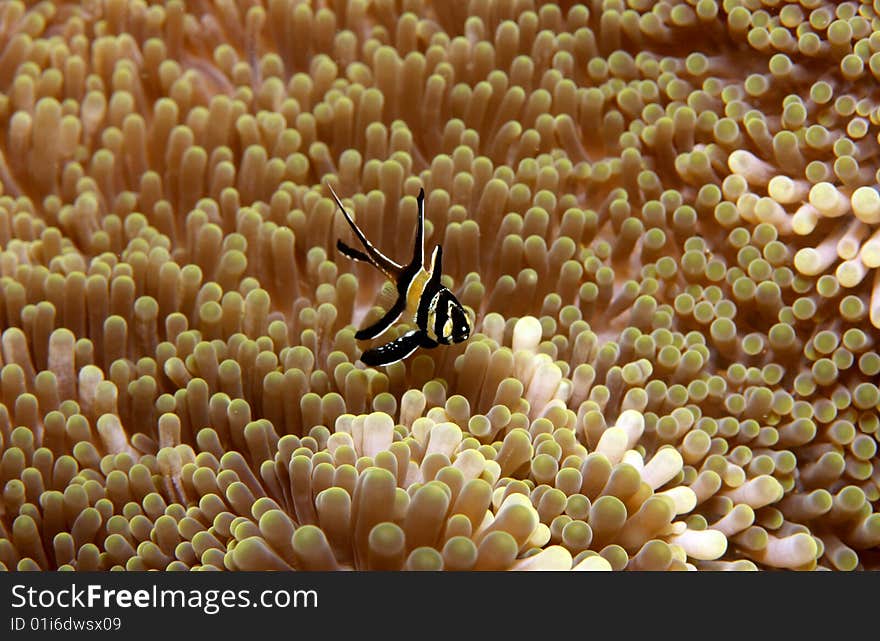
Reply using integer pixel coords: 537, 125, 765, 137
327, 184, 471, 367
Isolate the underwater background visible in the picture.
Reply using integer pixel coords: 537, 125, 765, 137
0, 0, 878, 571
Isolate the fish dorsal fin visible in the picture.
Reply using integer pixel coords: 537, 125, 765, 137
327, 182, 403, 278
409, 188, 425, 269
427, 245, 443, 289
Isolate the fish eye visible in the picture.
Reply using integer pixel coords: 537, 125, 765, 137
450, 305, 470, 342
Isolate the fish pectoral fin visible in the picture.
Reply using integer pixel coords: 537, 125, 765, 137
375, 280, 399, 310
355, 295, 406, 340
360, 330, 425, 367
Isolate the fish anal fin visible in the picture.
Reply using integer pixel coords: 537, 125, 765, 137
360, 330, 423, 367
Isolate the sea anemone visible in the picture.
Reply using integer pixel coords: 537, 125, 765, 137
0, 0, 878, 571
